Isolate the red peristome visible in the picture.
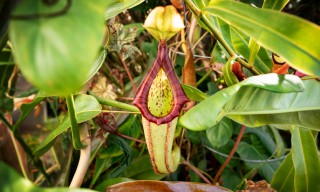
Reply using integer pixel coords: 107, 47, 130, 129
132, 44, 190, 125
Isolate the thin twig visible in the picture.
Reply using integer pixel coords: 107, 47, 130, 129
118, 52, 137, 94
183, 160, 212, 184
192, 31, 209, 51
34, 164, 60, 185
212, 125, 246, 184
101, 110, 140, 114
115, 132, 146, 144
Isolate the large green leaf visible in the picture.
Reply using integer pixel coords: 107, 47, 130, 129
0, 161, 95, 192
270, 152, 295, 192
33, 94, 101, 159
262, 0, 290, 10
104, 0, 144, 20
291, 127, 320, 192
236, 136, 281, 182
271, 130, 318, 192
10, 0, 107, 95
179, 74, 304, 131
242, 127, 277, 157
206, 117, 233, 148
202, 1, 320, 77
225, 79, 320, 130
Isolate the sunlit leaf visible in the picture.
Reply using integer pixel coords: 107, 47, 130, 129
180, 74, 304, 131
33, 94, 101, 159
10, 0, 107, 94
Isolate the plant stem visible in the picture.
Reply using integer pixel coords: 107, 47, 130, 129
69, 123, 91, 188
101, 110, 140, 114
212, 125, 246, 184
183, 160, 212, 184
118, 52, 137, 94
196, 68, 213, 86
183, 0, 260, 75
115, 132, 146, 144
0, 113, 12, 130
66, 94, 87, 150
88, 91, 140, 112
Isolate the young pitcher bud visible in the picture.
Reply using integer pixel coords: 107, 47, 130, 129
143, 5, 184, 45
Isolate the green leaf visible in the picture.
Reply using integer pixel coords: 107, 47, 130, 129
222, 56, 239, 86
94, 177, 134, 191
181, 84, 208, 102
291, 127, 320, 192
243, 127, 277, 157
104, 0, 144, 20
180, 74, 304, 131
270, 152, 295, 192
99, 115, 141, 158
269, 125, 285, 158
90, 157, 113, 187
226, 79, 320, 130
85, 47, 107, 84
231, 28, 272, 73
210, 43, 227, 64
0, 161, 95, 192
106, 135, 132, 179
33, 94, 101, 159
207, 82, 219, 96
221, 168, 242, 191
106, 24, 141, 60
185, 129, 211, 146
206, 117, 233, 148
236, 139, 281, 182
10, 0, 107, 95
122, 154, 153, 178
262, 0, 290, 10
124, 23, 145, 35
271, 131, 318, 192
248, 39, 260, 66
202, 1, 320, 77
